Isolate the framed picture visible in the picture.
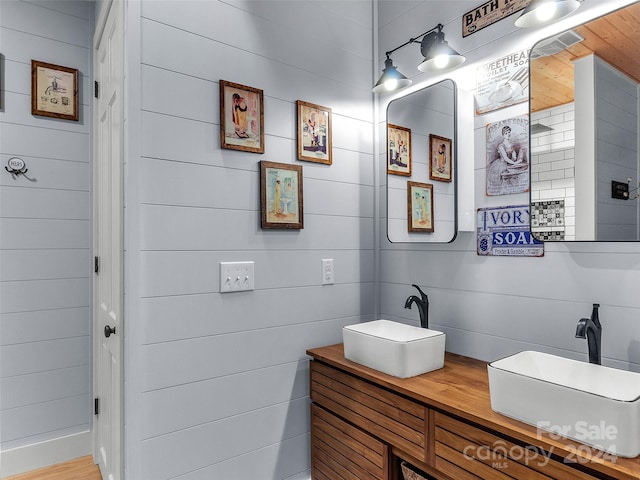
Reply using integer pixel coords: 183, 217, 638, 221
219, 80, 264, 153
260, 161, 303, 229
297, 100, 332, 164
387, 124, 411, 176
429, 134, 452, 182
407, 181, 434, 233
31, 60, 78, 121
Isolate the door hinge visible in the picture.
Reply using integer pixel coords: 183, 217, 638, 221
94, 397, 99, 415
94, 81, 99, 99
94, 256, 100, 274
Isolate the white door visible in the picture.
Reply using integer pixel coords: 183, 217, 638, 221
93, 1, 123, 479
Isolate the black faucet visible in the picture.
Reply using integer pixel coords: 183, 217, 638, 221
575, 303, 602, 365
404, 284, 429, 328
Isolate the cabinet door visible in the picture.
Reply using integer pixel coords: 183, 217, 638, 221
312, 404, 389, 480
434, 413, 602, 480
310, 360, 428, 462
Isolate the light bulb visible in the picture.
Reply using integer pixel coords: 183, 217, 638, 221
384, 79, 398, 91
433, 55, 450, 69
536, 2, 557, 22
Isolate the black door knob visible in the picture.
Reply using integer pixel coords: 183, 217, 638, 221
104, 325, 116, 338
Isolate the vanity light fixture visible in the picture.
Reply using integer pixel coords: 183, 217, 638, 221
417, 24, 465, 72
373, 23, 465, 93
372, 55, 412, 94
515, 0, 581, 28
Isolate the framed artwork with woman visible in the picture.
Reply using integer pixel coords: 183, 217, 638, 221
219, 80, 264, 153
407, 181, 434, 233
486, 115, 529, 195
297, 100, 332, 164
429, 134, 452, 182
387, 124, 411, 176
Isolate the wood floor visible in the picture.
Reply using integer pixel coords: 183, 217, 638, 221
4, 456, 102, 480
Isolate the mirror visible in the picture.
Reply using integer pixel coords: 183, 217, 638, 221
386, 79, 457, 243
530, 2, 640, 241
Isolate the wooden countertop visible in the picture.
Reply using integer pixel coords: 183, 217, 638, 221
307, 344, 640, 480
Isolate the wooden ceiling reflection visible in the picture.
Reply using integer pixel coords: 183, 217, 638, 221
530, 3, 640, 112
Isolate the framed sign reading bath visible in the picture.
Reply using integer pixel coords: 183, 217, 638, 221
31, 60, 79, 121
260, 161, 303, 229
219, 80, 264, 153
463, 0, 531, 37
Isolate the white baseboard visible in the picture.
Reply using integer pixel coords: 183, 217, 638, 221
0, 430, 92, 478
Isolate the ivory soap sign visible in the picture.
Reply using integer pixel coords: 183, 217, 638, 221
477, 205, 544, 257
463, 0, 532, 37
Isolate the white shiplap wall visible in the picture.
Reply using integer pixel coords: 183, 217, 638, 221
378, 0, 640, 373
0, 0, 94, 470
594, 58, 639, 240
126, 1, 376, 479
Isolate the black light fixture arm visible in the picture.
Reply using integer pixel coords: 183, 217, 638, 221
384, 24, 443, 58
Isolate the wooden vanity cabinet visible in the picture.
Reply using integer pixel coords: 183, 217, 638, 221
311, 404, 390, 479
434, 413, 602, 480
308, 346, 635, 480
310, 359, 434, 480
310, 360, 428, 463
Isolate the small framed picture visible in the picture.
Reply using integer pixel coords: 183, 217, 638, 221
297, 100, 332, 165
219, 80, 264, 153
407, 181, 434, 233
31, 60, 78, 121
387, 124, 411, 176
260, 161, 303, 229
429, 134, 452, 182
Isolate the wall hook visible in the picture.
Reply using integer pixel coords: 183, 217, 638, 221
5, 157, 28, 177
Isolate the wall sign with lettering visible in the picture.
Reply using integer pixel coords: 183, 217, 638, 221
486, 115, 529, 196
463, 0, 532, 37
477, 205, 544, 257
476, 49, 529, 115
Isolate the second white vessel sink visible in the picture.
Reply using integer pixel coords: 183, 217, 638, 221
488, 350, 640, 458
343, 319, 445, 378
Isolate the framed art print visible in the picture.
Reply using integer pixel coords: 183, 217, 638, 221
31, 60, 78, 121
429, 134, 452, 182
387, 124, 411, 176
260, 161, 303, 229
407, 181, 434, 233
220, 80, 264, 153
297, 100, 332, 164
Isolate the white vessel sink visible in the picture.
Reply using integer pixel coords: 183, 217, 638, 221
342, 319, 445, 378
488, 351, 640, 458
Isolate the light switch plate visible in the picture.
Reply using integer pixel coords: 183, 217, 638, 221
220, 261, 254, 293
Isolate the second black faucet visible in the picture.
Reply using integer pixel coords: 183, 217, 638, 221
575, 303, 602, 365
405, 284, 429, 328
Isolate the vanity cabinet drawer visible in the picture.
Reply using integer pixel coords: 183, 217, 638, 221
310, 361, 428, 462
434, 413, 601, 480
312, 404, 389, 480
